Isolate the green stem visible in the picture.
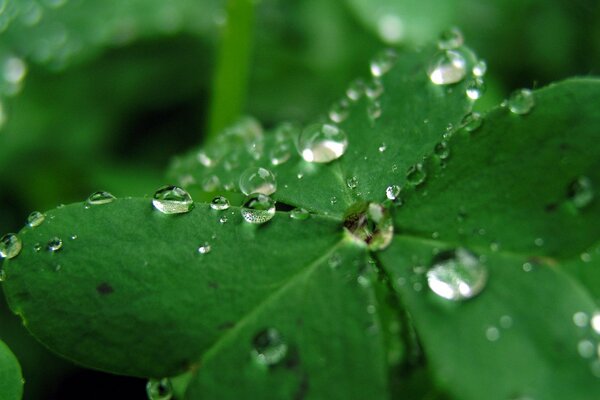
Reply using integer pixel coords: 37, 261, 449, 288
206, 0, 256, 141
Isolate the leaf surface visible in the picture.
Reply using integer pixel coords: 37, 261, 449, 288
0, 339, 23, 400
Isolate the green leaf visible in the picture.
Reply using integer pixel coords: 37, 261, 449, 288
395, 79, 600, 258
168, 45, 477, 216
0, 339, 23, 400
377, 236, 600, 400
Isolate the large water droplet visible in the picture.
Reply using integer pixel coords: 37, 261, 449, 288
251, 328, 288, 366
152, 185, 194, 214
437, 27, 464, 50
146, 378, 173, 400
329, 98, 350, 123
507, 89, 535, 115
370, 48, 397, 77
0, 234, 21, 259
47, 237, 63, 252
241, 194, 276, 224
426, 248, 488, 301
87, 191, 116, 206
239, 167, 277, 196
297, 123, 348, 163
210, 196, 230, 211
290, 208, 310, 220
406, 164, 427, 186
428, 50, 467, 85
345, 203, 394, 251
27, 211, 45, 227
567, 176, 594, 209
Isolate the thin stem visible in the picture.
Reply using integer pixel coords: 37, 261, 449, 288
206, 0, 256, 141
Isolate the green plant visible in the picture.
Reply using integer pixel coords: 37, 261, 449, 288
1, 1, 600, 399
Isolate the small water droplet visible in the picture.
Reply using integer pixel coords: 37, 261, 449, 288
346, 79, 366, 101
591, 312, 600, 334
241, 194, 276, 224
461, 112, 483, 132
486, 326, 500, 341
297, 123, 348, 163
27, 211, 45, 227
522, 262, 534, 272
385, 185, 401, 200
0, 234, 21, 259
344, 203, 394, 251
428, 50, 467, 85
269, 142, 292, 166
239, 167, 277, 196
251, 328, 288, 366
534, 238, 544, 247
578, 340, 595, 358
406, 164, 427, 186
330, 196, 338, 205
198, 242, 211, 254
146, 378, 173, 400
290, 208, 310, 220
472, 60, 487, 77
152, 185, 194, 214
434, 141, 450, 159
210, 196, 230, 211
567, 176, 594, 209
365, 79, 384, 99
378, 143, 387, 152
499, 315, 513, 329
507, 89, 535, 115
367, 100, 382, 121
346, 176, 359, 189
202, 175, 220, 192
33, 243, 42, 252
573, 312, 589, 327
219, 215, 228, 224
196, 150, 215, 167
438, 27, 463, 50
329, 98, 350, 123
86, 191, 116, 206
47, 237, 63, 252
370, 48, 397, 77
466, 78, 485, 100
426, 248, 488, 301
70, 235, 77, 240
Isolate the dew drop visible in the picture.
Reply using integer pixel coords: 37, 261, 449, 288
251, 328, 288, 366
219, 215, 228, 224
378, 143, 387, 153
578, 340, 595, 358
507, 89, 535, 115
472, 60, 487, 77
434, 141, 450, 159
461, 112, 483, 132
33, 243, 42, 252
210, 196, 230, 211
567, 176, 594, 209
47, 237, 63, 252
406, 164, 427, 186
499, 315, 513, 329
346, 79, 366, 101
239, 167, 277, 196
146, 378, 173, 400
198, 242, 211, 254
428, 50, 467, 85
485, 326, 500, 342
426, 248, 488, 301
330, 196, 338, 205
385, 185, 401, 200
346, 176, 359, 189
573, 311, 589, 328
365, 79, 384, 99
438, 27, 464, 50
152, 185, 194, 214
290, 208, 310, 220
466, 78, 485, 100
344, 203, 394, 251
367, 100, 382, 121
329, 98, 350, 123
86, 191, 116, 206
370, 48, 397, 77
269, 142, 292, 166
297, 123, 348, 163
241, 194, 276, 224
0, 234, 21, 259
196, 150, 215, 167
27, 211, 45, 227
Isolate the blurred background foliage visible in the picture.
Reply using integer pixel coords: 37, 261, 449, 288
0, 0, 598, 398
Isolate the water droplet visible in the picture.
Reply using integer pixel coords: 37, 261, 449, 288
507, 89, 535, 115
330, 196, 338, 205
466, 78, 485, 100
146, 378, 173, 400
241, 194, 276, 224
426, 248, 488, 301
591, 312, 600, 334
346, 79, 366, 101
567, 176, 594, 209
365, 79, 384, 99
251, 328, 288, 366
534, 238, 544, 247
196, 150, 215, 167
370, 48, 397, 77
210, 196, 230, 211
269, 142, 292, 166
3, 57, 27, 84
573, 311, 589, 328
27, 211, 45, 227
33, 243, 42, 252
378, 143, 387, 152
201, 175, 220, 192
385, 185, 401, 200
198, 242, 211, 254
239, 167, 277, 196
0, 269, 5, 282
376, 14, 404, 44
0, 234, 21, 259
367, 100, 382, 121
344, 203, 394, 251
329, 98, 350, 123
346, 176, 359, 189
290, 208, 310, 220
297, 123, 348, 163
499, 315, 513, 329
461, 112, 483, 132
47, 237, 63, 252
152, 185, 194, 214
485, 326, 500, 341
406, 164, 427, 186
86, 191, 116, 206
438, 27, 464, 50
434, 141, 450, 159
472, 60, 487, 77
522, 262, 534, 272
219, 216, 228, 224
578, 340, 595, 358
428, 50, 467, 85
